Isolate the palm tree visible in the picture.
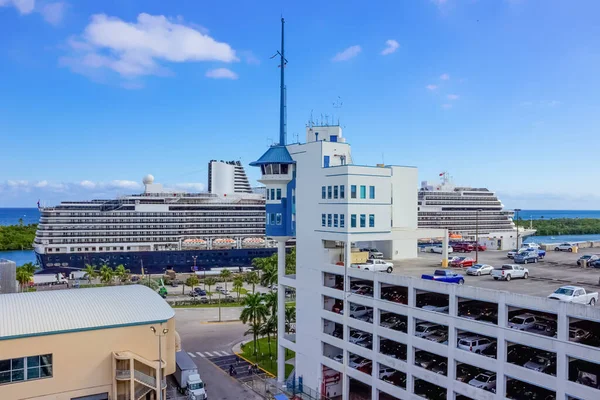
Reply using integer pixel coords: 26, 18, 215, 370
233, 275, 244, 302
263, 290, 278, 319
220, 269, 232, 292
285, 306, 296, 334
114, 264, 130, 284
98, 265, 114, 285
240, 292, 269, 361
21, 262, 37, 275
15, 266, 33, 292
260, 264, 277, 289
243, 321, 263, 362
83, 264, 97, 284
285, 246, 296, 275
260, 316, 277, 363
204, 277, 217, 299
185, 275, 200, 294
245, 271, 260, 294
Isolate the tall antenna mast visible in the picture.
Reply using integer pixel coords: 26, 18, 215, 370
279, 18, 287, 146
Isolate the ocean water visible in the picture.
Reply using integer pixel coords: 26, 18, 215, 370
523, 234, 600, 244
0, 250, 36, 266
0, 208, 40, 225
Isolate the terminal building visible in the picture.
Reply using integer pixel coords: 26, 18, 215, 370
0, 285, 176, 400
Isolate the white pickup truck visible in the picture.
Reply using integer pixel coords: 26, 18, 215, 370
350, 259, 393, 273
548, 286, 598, 306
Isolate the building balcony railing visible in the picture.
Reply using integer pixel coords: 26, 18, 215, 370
115, 369, 131, 380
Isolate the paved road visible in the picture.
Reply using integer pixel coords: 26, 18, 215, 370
175, 309, 262, 400
175, 306, 244, 322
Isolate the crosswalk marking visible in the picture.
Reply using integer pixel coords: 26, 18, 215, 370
204, 351, 214, 357
187, 352, 196, 358
196, 352, 205, 358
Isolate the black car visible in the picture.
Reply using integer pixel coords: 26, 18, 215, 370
194, 287, 207, 296
481, 342, 497, 358
456, 365, 476, 382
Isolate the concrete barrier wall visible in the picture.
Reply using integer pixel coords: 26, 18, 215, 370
541, 241, 600, 251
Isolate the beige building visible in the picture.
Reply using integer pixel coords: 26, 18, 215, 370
0, 285, 176, 400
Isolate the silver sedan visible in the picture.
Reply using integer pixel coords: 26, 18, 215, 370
466, 264, 494, 276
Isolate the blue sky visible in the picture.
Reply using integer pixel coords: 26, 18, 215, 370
1, 0, 599, 209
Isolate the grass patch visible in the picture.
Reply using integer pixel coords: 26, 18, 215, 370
285, 301, 296, 307
171, 301, 244, 309
232, 287, 249, 295
240, 337, 295, 377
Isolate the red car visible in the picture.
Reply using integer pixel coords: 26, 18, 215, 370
452, 243, 474, 253
474, 244, 487, 251
332, 300, 343, 314
451, 257, 475, 268
357, 361, 373, 375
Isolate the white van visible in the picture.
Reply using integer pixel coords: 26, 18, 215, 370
414, 323, 442, 338
457, 336, 493, 353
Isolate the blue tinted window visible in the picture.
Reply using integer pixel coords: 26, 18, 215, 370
270, 189, 275, 200
327, 186, 332, 199
360, 214, 366, 228
276, 213, 282, 225
369, 186, 375, 199
369, 214, 375, 227
360, 186, 366, 199
276, 189, 282, 200
327, 214, 332, 227
334, 186, 338, 199
351, 214, 356, 228
340, 185, 345, 199
334, 214, 338, 227
322, 214, 326, 227
340, 214, 345, 228
351, 185, 357, 199
322, 186, 326, 199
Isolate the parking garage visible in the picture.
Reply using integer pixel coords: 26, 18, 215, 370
505, 377, 555, 400
506, 342, 556, 376
457, 298, 498, 325
414, 378, 446, 400
414, 349, 448, 376
380, 283, 408, 305
416, 290, 449, 313
379, 337, 407, 361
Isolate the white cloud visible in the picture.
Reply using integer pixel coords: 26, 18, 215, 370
442, 103, 452, 109
205, 68, 238, 80
79, 180, 96, 189
440, 73, 450, 80
109, 180, 140, 190
426, 84, 438, 91
7, 180, 29, 187
447, 94, 459, 100
332, 45, 362, 62
381, 39, 399, 56
39, 1, 65, 26
34, 180, 48, 188
61, 13, 238, 80
0, 0, 35, 14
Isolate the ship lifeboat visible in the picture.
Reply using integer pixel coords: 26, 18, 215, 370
242, 237, 266, 247
213, 238, 236, 248
449, 233, 462, 239
182, 239, 207, 248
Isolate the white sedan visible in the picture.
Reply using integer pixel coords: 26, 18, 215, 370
466, 264, 494, 276
554, 242, 576, 252
431, 245, 453, 254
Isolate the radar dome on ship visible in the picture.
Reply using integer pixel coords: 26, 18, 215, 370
143, 174, 154, 185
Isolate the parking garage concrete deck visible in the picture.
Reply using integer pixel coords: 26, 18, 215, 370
386, 250, 600, 299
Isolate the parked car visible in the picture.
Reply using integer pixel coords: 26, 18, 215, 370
524, 354, 555, 372
452, 243, 474, 253
332, 353, 343, 363
508, 313, 538, 330
193, 287, 207, 296
469, 373, 497, 391
379, 367, 396, 380
414, 352, 437, 369
430, 361, 448, 375
332, 300, 343, 314
421, 269, 465, 284
383, 371, 406, 388
348, 304, 369, 318
414, 323, 443, 338
472, 243, 487, 251
425, 332, 448, 344
348, 331, 370, 344
548, 285, 598, 306
451, 257, 476, 268
590, 259, 600, 268
514, 251, 540, 264
350, 259, 393, 273
577, 254, 600, 266
348, 355, 365, 368
442, 256, 461, 266
456, 365, 477, 382
507, 345, 535, 365
554, 242, 576, 252
491, 264, 529, 281
466, 264, 494, 276
380, 315, 407, 331
360, 248, 384, 259
355, 359, 372, 373
525, 321, 557, 337
457, 336, 493, 354
569, 327, 592, 342
431, 245, 453, 254
481, 342, 497, 358
422, 304, 450, 313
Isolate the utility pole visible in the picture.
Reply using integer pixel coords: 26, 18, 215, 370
150, 325, 169, 400
475, 209, 482, 263
515, 208, 522, 250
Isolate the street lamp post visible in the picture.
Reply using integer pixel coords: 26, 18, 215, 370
150, 326, 169, 400
475, 209, 482, 263
515, 208, 522, 250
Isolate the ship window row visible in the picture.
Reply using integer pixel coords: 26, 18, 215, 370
426, 201, 502, 206
321, 185, 346, 200
37, 228, 264, 238
321, 213, 345, 228
38, 221, 264, 229
36, 226, 265, 236
41, 208, 265, 217
41, 212, 265, 220
420, 195, 499, 201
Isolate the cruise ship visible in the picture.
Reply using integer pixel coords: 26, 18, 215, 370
418, 173, 533, 246
34, 162, 276, 274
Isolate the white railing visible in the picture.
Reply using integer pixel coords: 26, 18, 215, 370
115, 369, 131, 380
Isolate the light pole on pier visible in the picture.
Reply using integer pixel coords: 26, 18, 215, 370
515, 208, 522, 250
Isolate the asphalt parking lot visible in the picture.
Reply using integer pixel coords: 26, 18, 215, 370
390, 249, 600, 298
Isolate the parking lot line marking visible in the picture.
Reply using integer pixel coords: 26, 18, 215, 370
196, 352, 205, 357
187, 352, 196, 358
204, 351, 214, 357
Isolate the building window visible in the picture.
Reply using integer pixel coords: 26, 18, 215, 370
267, 189, 270, 200
0, 354, 52, 385
360, 214, 366, 228
322, 214, 326, 227
269, 213, 275, 225
369, 214, 375, 227
276, 213, 282, 225
340, 185, 345, 199
340, 214, 345, 228
369, 186, 375, 199
327, 214, 332, 227
270, 189, 275, 200
351, 214, 357, 228
322, 186, 326, 199
334, 214, 338, 227
360, 185, 366, 199
351, 185, 357, 199
327, 186, 332, 199
276, 188, 282, 200
333, 185, 339, 199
